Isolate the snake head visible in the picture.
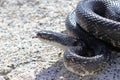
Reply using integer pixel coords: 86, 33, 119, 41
34, 30, 57, 41
33, 30, 67, 50
33, 30, 80, 50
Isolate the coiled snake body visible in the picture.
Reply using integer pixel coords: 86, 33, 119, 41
34, 0, 120, 76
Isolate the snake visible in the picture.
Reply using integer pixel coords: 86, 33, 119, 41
34, 0, 120, 76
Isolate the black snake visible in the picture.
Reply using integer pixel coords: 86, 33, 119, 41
34, 0, 120, 76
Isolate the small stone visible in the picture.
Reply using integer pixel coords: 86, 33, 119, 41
59, 76, 64, 80
0, 67, 12, 75
4, 76, 10, 80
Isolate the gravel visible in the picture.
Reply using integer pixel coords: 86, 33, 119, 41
0, 0, 120, 80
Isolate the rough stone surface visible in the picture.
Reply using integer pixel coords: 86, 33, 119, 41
0, 0, 120, 80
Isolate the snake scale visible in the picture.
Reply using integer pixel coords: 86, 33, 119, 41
34, 0, 120, 76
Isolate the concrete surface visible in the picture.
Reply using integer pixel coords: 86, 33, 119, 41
0, 0, 120, 80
